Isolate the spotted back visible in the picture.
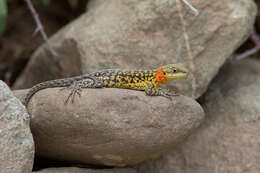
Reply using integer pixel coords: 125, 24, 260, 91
91, 69, 156, 90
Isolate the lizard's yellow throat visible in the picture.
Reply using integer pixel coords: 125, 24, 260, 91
160, 64, 188, 81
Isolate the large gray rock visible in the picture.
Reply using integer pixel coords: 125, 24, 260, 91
13, 0, 257, 99
34, 167, 137, 173
15, 88, 204, 167
137, 58, 260, 173
0, 81, 34, 173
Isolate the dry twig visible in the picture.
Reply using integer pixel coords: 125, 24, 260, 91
181, 0, 199, 16
24, 0, 57, 56
177, 0, 197, 98
232, 29, 260, 61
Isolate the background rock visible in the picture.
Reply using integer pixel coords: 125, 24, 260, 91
13, 0, 257, 99
34, 167, 137, 173
15, 88, 204, 167
0, 81, 34, 173
137, 58, 260, 173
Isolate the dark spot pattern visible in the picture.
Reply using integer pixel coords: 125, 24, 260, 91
92, 69, 156, 90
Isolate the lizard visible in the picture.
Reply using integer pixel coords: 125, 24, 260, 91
23, 64, 188, 107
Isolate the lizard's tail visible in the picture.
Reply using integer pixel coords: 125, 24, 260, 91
22, 78, 74, 107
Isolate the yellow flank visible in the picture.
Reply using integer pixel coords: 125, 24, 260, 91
100, 70, 155, 90
93, 64, 188, 91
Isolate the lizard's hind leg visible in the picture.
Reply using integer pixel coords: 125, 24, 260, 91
63, 81, 83, 104
62, 78, 103, 104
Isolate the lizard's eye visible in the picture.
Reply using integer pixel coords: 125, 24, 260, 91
173, 68, 177, 73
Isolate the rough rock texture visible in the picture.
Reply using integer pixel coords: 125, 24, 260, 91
137, 58, 260, 173
13, 0, 257, 99
14, 88, 204, 167
0, 81, 34, 173
35, 167, 137, 173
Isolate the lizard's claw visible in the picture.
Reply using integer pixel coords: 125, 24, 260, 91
61, 77, 102, 105
63, 81, 83, 105
159, 89, 179, 100
162, 88, 179, 96
145, 87, 179, 100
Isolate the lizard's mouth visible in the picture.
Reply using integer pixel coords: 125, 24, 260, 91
167, 72, 188, 80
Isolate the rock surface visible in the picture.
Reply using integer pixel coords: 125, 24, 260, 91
0, 81, 34, 173
15, 88, 204, 167
34, 167, 137, 173
13, 0, 257, 99
137, 58, 260, 173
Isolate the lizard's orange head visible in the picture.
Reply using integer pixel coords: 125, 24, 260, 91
158, 64, 188, 82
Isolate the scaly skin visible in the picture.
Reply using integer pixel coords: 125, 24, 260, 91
23, 64, 188, 107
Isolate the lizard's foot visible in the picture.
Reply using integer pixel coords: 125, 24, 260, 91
61, 78, 103, 104
163, 88, 179, 96
145, 88, 179, 100
63, 81, 83, 105
160, 89, 179, 100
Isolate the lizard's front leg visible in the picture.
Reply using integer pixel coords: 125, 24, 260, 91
145, 83, 178, 100
63, 77, 104, 104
